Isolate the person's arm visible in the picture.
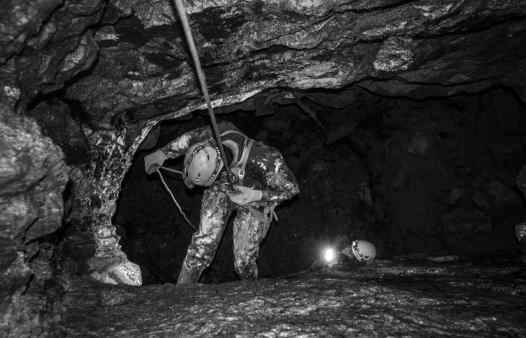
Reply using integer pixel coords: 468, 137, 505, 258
259, 148, 300, 204
160, 121, 239, 159
225, 147, 299, 206
144, 121, 238, 174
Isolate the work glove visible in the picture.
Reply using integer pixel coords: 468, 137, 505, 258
144, 150, 167, 174
227, 185, 263, 206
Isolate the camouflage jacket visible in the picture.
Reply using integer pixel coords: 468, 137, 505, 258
160, 121, 299, 205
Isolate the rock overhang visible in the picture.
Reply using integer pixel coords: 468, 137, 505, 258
57, 0, 526, 129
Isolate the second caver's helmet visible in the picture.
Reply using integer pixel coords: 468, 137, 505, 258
351, 240, 376, 263
183, 141, 223, 188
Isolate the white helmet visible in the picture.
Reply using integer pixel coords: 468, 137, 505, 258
351, 240, 376, 263
183, 141, 223, 188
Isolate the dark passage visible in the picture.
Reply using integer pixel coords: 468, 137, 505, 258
115, 86, 526, 285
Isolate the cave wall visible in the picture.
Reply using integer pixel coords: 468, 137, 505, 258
0, 0, 106, 110
116, 87, 526, 284
0, 104, 68, 336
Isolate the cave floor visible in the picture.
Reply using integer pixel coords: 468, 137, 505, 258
60, 260, 526, 337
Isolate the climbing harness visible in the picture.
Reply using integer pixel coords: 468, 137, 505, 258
156, 168, 196, 231
219, 130, 254, 182
172, 0, 232, 184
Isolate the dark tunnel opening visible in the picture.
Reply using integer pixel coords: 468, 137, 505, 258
114, 86, 526, 285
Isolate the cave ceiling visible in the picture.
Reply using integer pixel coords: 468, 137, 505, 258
1, 0, 526, 129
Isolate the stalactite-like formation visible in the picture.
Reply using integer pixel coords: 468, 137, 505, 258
66, 121, 158, 285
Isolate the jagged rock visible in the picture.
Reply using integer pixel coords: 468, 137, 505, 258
0, 103, 68, 336
60, 260, 526, 337
65, 0, 526, 127
0, 0, 104, 108
27, 99, 89, 165
0, 0, 62, 63
0, 105, 69, 238
63, 121, 157, 286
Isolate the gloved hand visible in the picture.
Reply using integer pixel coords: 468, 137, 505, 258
144, 150, 167, 174
227, 185, 263, 205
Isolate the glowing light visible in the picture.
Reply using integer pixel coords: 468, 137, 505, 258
322, 246, 337, 264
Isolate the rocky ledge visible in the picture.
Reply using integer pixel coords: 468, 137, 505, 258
60, 259, 526, 337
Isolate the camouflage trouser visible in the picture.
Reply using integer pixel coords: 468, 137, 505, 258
177, 185, 273, 283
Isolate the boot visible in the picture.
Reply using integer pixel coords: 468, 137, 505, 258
234, 262, 258, 281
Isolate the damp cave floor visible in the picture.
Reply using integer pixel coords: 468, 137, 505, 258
60, 260, 526, 337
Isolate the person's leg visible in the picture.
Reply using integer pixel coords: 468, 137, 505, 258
232, 208, 272, 280
177, 186, 231, 284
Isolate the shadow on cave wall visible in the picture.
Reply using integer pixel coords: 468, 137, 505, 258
114, 86, 526, 285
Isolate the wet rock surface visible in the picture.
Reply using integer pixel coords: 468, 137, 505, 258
0, 0, 105, 108
60, 121, 157, 281
65, 0, 526, 127
60, 260, 526, 337
0, 103, 69, 336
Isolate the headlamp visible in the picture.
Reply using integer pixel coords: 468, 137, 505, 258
322, 246, 338, 267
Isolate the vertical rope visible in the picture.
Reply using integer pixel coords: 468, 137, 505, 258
172, 0, 233, 184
